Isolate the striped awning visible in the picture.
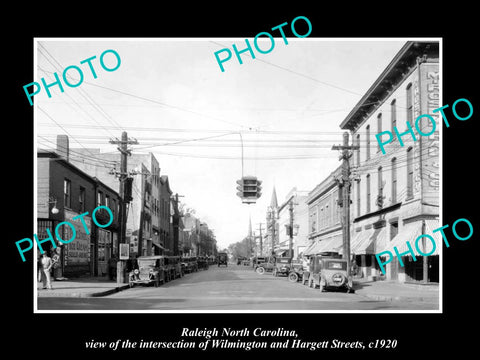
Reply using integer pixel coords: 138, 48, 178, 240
304, 234, 343, 255
350, 228, 375, 255
316, 235, 343, 254
303, 241, 318, 256
380, 220, 440, 257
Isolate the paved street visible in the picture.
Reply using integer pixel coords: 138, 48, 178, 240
37, 264, 438, 311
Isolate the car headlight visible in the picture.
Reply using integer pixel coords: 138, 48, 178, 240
149, 269, 154, 274
134, 269, 139, 275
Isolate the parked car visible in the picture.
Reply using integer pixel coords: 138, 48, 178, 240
306, 256, 354, 293
170, 256, 183, 279
217, 252, 228, 267
128, 256, 166, 288
255, 256, 275, 274
287, 260, 305, 283
252, 256, 267, 269
197, 256, 209, 270
236, 256, 247, 265
272, 257, 292, 277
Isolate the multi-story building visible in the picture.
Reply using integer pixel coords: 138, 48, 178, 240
37, 135, 121, 277
182, 212, 200, 256
340, 41, 440, 283
305, 166, 343, 258
71, 149, 173, 258
276, 188, 309, 259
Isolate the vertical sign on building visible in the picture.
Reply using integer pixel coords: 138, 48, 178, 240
419, 62, 440, 205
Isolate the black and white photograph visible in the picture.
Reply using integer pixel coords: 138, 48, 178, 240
32, 37, 442, 313
7, 6, 478, 357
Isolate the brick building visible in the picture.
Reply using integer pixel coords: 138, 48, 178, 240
37, 135, 121, 277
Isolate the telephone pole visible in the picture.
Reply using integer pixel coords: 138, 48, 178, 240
171, 193, 184, 256
332, 132, 358, 278
288, 200, 294, 259
109, 131, 138, 284
256, 223, 264, 256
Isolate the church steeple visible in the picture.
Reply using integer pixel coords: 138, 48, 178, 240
270, 186, 278, 209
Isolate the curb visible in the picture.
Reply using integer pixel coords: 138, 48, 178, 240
358, 293, 439, 303
37, 284, 131, 298
91, 285, 130, 297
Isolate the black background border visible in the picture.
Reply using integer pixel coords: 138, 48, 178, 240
6, 4, 478, 357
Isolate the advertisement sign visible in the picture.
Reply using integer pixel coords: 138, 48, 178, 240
119, 243, 130, 260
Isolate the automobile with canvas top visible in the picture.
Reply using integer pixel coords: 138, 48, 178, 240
306, 255, 354, 293
128, 256, 166, 288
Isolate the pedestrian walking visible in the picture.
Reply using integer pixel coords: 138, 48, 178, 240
51, 248, 61, 281
40, 252, 53, 290
108, 255, 118, 280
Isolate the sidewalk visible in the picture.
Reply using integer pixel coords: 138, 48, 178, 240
37, 276, 130, 298
353, 278, 440, 303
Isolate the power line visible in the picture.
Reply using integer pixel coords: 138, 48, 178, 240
37, 43, 124, 131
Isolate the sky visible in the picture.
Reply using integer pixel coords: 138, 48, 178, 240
34, 37, 408, 250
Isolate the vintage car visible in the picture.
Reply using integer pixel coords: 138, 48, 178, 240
181, 256, 198, 274
217, 252, 228, 267
306, 256, 354, 293
197, 256, 209, 270
255, 256, 275, 274
287, 260, 305, 283
236, 256, 247, 265
272, 257, 292, 277
252, 256, 267, 269
128, 256, 166, 288
170, 256, 184, 279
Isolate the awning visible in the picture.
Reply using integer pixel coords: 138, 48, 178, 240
380, 220, 440, 257
316, 235, 343, 254
350, 228, 375, 255
303, 241, 317, 256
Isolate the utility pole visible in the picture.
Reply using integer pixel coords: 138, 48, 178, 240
256, 223, 264, 256
332, 132, 359, 278
109, 131, 138, 284
288, 200, 294, 259
171, 193, 184, 256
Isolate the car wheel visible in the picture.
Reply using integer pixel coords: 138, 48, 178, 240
256, 267, 265, 275
288, 272, 298, 283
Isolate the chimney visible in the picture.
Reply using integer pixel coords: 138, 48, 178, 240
57, 134, 69, 161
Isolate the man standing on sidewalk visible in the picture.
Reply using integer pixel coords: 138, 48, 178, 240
41, 252, 53, 290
